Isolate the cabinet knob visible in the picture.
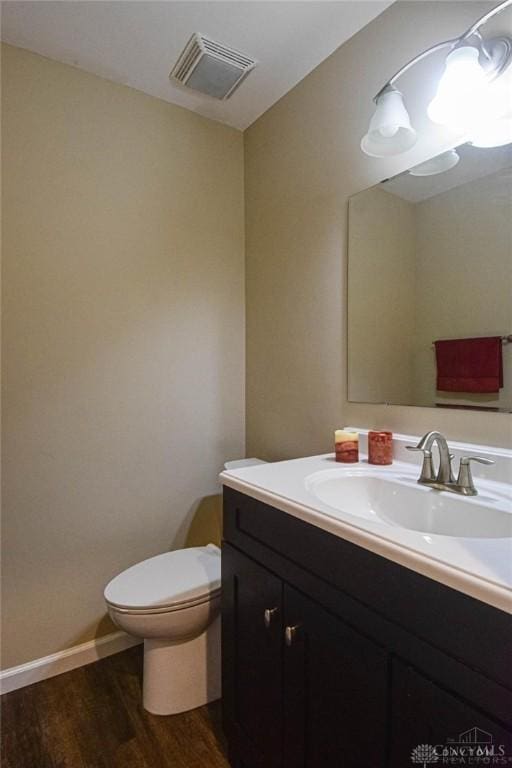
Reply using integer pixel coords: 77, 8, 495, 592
264, 607, 279, 628
284, 624, 302, 646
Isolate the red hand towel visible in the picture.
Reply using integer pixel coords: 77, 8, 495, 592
434, 337, 503, 393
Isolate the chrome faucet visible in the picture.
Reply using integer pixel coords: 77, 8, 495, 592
406, 431, 494, 496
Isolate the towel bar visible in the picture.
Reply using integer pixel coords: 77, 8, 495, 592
431, 335, 512, 348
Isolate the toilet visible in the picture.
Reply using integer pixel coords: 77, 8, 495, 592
104, 544, 221, 715
104, 459, 264, 716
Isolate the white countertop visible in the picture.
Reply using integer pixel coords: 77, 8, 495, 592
220, 431, 512, 615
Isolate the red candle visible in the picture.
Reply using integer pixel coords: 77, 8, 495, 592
368, 431, 393, 465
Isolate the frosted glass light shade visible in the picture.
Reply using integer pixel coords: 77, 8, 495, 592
428, 45, 505, 131
361, 89, 417, 157
409, 149, 460, 176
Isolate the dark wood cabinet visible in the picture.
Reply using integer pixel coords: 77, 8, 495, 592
222, 543, 283, 768
222, 487, 512, 768
282, 585, 388, 768
390, 661, 512, 767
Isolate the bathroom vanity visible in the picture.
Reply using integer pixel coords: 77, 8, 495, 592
220, 434, 512, 768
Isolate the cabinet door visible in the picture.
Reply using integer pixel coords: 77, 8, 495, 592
283, 585, 389, 768
222, 543, 283, 768
390, 659, 512, 768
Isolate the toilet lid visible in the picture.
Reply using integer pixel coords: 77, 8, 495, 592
104, 545, 221, 611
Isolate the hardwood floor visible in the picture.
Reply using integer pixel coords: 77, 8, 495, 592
1, 645, 230, 768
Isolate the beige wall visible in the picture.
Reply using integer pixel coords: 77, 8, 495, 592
1, 44, 245, 669
413, 170, 512, 409
245, 0, 512, 460
348, 187, 416, 406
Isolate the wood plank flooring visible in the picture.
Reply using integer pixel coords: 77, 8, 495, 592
1, 645, 230, 768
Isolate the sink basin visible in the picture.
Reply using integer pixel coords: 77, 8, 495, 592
305, 469, 512, 539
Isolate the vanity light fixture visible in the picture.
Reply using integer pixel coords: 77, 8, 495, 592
361, 0, 512, 157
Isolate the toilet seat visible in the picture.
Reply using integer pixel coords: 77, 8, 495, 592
108, 591, 220, 615
104, 544, 221, 614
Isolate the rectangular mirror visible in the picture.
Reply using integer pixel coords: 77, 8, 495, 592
348, 143, 512, 412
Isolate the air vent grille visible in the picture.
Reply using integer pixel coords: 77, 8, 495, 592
170, 33, 256, 100
201, 38, 255, 69
173, 37, 202, 82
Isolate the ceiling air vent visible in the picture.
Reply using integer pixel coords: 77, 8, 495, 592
170, 33, 256, 100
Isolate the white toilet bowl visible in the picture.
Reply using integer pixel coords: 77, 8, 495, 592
104, 544, 221, 716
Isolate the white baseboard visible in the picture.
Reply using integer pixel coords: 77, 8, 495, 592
0, 631, 142, 694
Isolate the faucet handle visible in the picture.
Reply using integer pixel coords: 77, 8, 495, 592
406, 446, 435, 482
459, 455, 494, 468
456, 456, 494, 495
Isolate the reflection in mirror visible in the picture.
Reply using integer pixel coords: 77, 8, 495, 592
348, 143, 512, 412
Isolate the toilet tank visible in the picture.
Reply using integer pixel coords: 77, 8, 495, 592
185, 459, 266, 548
